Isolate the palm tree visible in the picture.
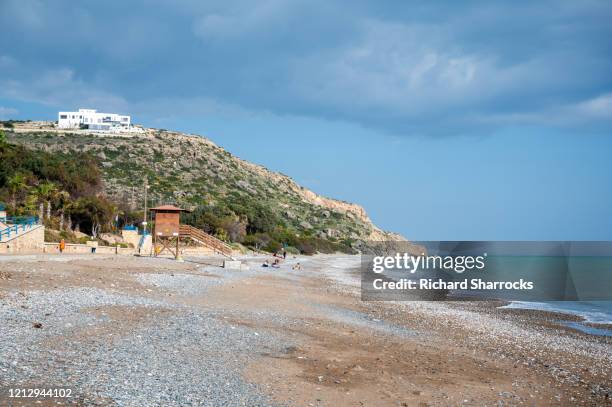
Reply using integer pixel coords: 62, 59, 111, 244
56, 190, 71, 230
7, 173, 28, 210
35, 182, 58, 220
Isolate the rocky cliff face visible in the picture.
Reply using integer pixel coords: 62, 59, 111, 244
6, 123, 405, 247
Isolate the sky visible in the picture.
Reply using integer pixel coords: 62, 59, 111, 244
1, 0, 611, 240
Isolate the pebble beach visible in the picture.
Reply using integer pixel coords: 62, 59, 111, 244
0, 254, 610, 406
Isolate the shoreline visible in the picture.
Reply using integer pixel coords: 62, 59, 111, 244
329, 253, 612, 337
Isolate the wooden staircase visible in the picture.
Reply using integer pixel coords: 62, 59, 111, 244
179, 224, 234, 258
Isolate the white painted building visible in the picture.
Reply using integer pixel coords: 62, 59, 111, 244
58, 108, 131, 131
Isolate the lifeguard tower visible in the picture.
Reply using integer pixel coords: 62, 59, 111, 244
148, 204, 234, 260
149, 204, 189, 259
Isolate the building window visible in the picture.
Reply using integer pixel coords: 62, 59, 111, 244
60, 115, 67, 119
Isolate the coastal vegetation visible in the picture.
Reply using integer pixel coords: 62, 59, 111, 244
0, 127, 372, 253
182, 201, 353, 254
0, 129, 125, 242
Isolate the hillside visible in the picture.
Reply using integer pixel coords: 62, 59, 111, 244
3, 122, 404, 251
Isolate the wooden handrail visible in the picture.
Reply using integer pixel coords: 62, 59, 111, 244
179, 225, 233, 257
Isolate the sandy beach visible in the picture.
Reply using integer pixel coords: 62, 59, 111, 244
0, 254, 610, 406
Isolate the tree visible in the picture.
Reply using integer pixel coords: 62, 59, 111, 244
68, 196, 115, 238
226, 198, 279, 234
1, 140, 101, 219
7, 173, 28, 210
34, 181, 58, 220
243, 232, 272, 251
55, 190, 70, 230
220, 216, 247, 242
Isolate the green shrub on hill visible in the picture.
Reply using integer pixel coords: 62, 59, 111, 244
0, 139, 115, 237
0, 137, 101, 199
4, 128, 393, 253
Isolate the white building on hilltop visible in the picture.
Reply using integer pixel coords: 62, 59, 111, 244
58, 108, 131, 131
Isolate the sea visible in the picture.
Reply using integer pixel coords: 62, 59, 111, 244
501, 300, 612, 337
475, 254, 612, 336
322, 254, 612, 337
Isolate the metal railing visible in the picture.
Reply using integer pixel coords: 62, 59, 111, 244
0, 216, 39, 224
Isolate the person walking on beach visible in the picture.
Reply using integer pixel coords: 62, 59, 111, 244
283, 249, 287, 259
59, 239, 65, 254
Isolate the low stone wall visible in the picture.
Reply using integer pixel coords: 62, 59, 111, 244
121, 230, 141, 248
43, 242, 134, 255
181, 246, 217, 256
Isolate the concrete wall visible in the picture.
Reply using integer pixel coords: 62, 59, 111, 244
181, 246, 216, 256
121, 230, 155, 255
0, 225, 226, 257
0, 224, 137, 255
138, 234, 152, 256
43, 242, 134, 255
0, 225, 45, 254
121, 229, 141, 248
0, 210, 8, 229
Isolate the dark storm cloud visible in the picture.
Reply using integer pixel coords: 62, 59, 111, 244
1, 0, 611, 135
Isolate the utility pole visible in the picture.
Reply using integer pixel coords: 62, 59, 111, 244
143, 179, 149, 234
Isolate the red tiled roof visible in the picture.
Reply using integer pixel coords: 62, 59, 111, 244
149, 204, 189, 212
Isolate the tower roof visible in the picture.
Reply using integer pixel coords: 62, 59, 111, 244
149, 204, 190, 212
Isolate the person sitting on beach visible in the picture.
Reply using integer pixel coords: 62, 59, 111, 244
271, 258, 281, 268
292, 262, 302, 271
